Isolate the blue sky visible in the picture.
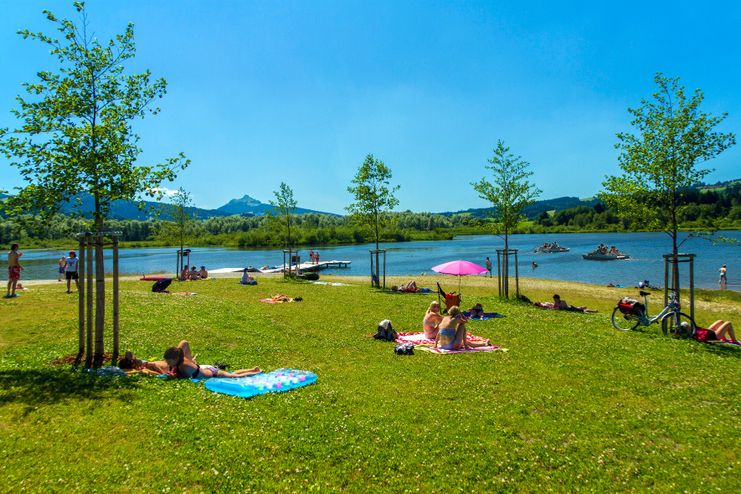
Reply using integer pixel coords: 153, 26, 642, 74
1, 0, 739, 214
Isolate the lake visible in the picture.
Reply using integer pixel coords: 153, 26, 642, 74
8, 231, 741, 290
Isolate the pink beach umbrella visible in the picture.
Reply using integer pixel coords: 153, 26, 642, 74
431, 259, 488, 294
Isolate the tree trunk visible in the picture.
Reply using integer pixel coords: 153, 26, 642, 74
93, 210, 105, 367
503, 231, 510, 298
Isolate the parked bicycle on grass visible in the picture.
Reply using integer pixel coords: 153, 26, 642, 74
611, 289, 696, 337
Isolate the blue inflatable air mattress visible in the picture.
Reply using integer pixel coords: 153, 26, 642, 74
204, 368, 317, 399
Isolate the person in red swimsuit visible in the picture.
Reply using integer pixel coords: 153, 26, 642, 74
6, 243, 22, 298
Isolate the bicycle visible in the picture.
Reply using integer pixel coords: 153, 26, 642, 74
611, 289, 696, 337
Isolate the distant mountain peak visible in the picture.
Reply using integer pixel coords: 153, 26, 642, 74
221, 194, 264, 208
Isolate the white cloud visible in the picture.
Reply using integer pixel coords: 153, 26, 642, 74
149, 187, 179, 198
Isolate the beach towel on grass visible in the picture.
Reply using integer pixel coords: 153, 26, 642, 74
462, 311, 504, 320
395, 331, 489, 346
204, 368, 317, 398
417, 345, 505, 354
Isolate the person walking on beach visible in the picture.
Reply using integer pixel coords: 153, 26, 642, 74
485, 257, 492, 277
6, 243, 22, 298
58, 256, 67, 282
65, 250, 79, 294
719, 264, 728, 290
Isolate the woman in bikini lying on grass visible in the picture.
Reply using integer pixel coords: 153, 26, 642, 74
164, 340, 262, 379
434, 306, 491, 350
117, 351, 170, 375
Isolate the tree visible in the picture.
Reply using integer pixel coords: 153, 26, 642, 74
156, 188, 197, 274
472, 140, 540, 298
347, 154, 399, 287
602, 73, 735, 258
0, 2, 188, 366
270, 182, 298, 274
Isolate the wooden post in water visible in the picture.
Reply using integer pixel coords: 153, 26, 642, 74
85, 233, 94, 368
112, 236, 120, 365
77, 236, 85, 364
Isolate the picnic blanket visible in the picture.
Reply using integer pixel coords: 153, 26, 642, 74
462, 311, 504, 320
417, 345, 505, 354
395, 331, 506, 353
204, 368, 317, 398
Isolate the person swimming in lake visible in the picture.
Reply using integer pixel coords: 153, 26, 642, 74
163, 340, 261, 379
423, 300, 443, 339
434, 306, 491, 351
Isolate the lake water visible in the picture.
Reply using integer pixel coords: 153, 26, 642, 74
8, 231, 741, 290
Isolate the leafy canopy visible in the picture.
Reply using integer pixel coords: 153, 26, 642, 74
472, 140, 541, 242
601, 73, 735, 252
346, 154, 399, 248
270, 182, 298, 247
0, 1, 189, 230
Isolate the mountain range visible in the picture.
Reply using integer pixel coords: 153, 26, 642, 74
2, 177, 737, 220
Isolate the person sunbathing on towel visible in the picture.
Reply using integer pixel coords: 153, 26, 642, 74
423, 300, 443, 339
534, 294, 596, 313
117, 351, 170, 375
694, 320, 738, 343
434, 306, 491, 350
163, 340, 261, 379
267, 294, 302, 302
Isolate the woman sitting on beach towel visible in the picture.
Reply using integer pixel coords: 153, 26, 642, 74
164, 340, 261, 379
435, 306, 491, 351
423, 301, 443, 339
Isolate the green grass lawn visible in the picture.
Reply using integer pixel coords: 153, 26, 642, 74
1, 275, 739, 492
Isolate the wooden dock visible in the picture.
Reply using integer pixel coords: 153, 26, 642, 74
260, 260, 352, 274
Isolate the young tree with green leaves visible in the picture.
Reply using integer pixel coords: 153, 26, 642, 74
602, 73, 735, 257
270, 182, 298, 275
472, 140, 540, 298
156, 188, 197, 275
347, 154, 399, 287
602, 74, 735, 302
0, 2, 188, 367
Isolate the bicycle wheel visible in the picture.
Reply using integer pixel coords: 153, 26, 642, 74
611, 307, 640, 331
661, 312, 696, 338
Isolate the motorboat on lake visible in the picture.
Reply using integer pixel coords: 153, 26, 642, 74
583, 245, 629, 261
534, 242, 570, 253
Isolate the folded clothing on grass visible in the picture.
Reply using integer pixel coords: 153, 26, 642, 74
204, 368, 317, 398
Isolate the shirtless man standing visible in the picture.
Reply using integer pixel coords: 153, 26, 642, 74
6, 244, 22, 298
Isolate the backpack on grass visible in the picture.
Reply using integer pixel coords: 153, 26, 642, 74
373, 319, 397, 341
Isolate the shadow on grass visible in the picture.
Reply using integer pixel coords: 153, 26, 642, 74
693, 341, 741, 359
0, 368, 142, 414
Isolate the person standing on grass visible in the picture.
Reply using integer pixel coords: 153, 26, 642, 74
6, 243, 22, 298
485, 256, 492, 277
719, 264, 727, 290
65, 250, 79, 294
57, 255, 67, 282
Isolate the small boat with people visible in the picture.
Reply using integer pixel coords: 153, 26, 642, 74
533, 242, 570, 253
583, 244, 629, 261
